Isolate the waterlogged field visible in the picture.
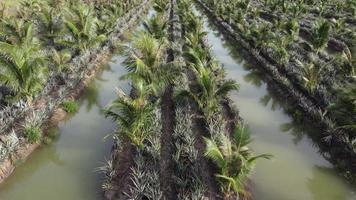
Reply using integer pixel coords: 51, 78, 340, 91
199, 14, 356, 199
0, 56, 131, 200
0, 0, 354, 199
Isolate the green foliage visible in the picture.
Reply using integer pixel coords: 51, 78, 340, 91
267, 36, 291, 65
61, 100, 79, 113
122, 32, 179, 96
51, 48, 72, 72
311, 20, 330, 53
295, 59, 325, 93
179, 47, 239, 119
0, 18, 33, 44
25, 126, 42, 143
153, 0, 169, 13
58, 4, 106, 51
204, 124, 272, 197
143, 14, 167, 39
104, 87, 155, 149
34, 4, 63, 46
328, 82, 356, 132
0, 23, 48, 102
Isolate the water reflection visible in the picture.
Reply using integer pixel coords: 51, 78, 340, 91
243, 67, 264, 88
79, 64, 113, 111
280, 121, 305, 144
259, 94, 281, 111
0, 54, 130, 199
307, 166, 350, 200
196, 6, 356, 200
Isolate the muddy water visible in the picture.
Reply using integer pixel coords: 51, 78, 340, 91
196, 10, 356, 200
0, 7, 159, 199
0, 36, 139, 200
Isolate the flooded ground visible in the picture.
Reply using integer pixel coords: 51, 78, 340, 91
0, 8, 158, 200
0, 5, 354, 200
0, 49, 132, 200
198, 9, 356, 200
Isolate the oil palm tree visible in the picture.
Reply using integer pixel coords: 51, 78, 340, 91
177, 58, 239, 120
153, 0, 169, 13
17, 0, 44, 20
95, 4, 122, 36
283, 18, 299, 41
245, 22, 275, 49
0, 18, 33, 44
328, 82, 356, 132
122, 32, 178, 97
295, 59, 324, 93
204, 124, 271, 198
267, 35, 291, 65
181, 13, 207, 49
104, 81, 155, 149
51, 48, 72, 72
142, 14, 168, 40
0, 37, 47, 102
311, 20, 330, 53
58, 4, 106, 52
35, 5, 63, 46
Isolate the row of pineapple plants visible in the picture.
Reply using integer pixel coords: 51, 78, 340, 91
195, 0, 356, 182
102, 0, 270, 199
0, 0, 152, 182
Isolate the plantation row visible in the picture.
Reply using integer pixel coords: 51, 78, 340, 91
101, 0, 270, 199
0, 0, 150, 182
195, 0, 356, 182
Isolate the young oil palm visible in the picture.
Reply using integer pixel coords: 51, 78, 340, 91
328, 82, 356, 132
283, 18, 299, 41
0, 18, 33, 44
95, 4, 122, 36
311, 20, 330, 53
0, 39, 47, 102
182, 13, 207, 49
267, 35, 291, 65
153, 0, 169, 13
35, 5, 63, 46
204, 124, 271, 198
104, 81, 155, 149
17, 0, 44, 20
58, 4, 106, 52
51, 48, 72, 72
295, 59, 323, 93
142, 14, 168, 40
122, 32, 178, 96
178, 66, 239, 120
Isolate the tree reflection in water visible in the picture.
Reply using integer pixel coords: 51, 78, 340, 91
307, 165, 351, 200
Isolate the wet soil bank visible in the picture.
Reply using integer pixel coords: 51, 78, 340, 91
0, 0, 152, 184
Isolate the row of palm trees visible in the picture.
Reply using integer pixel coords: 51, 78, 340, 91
0, 0, 143, 104
177, 1, 271, 198
0, 0, 148, 161
104, 0, 270, 198
199, 0, 356, 181
201, 0, 355, 148
104, 1, 172, 198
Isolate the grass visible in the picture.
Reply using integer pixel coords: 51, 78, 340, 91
24, 126, 42, 143
61, 100, 79, 114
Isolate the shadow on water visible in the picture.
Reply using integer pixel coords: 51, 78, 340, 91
194, 6, 356, 200
79, 64, 113, 112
